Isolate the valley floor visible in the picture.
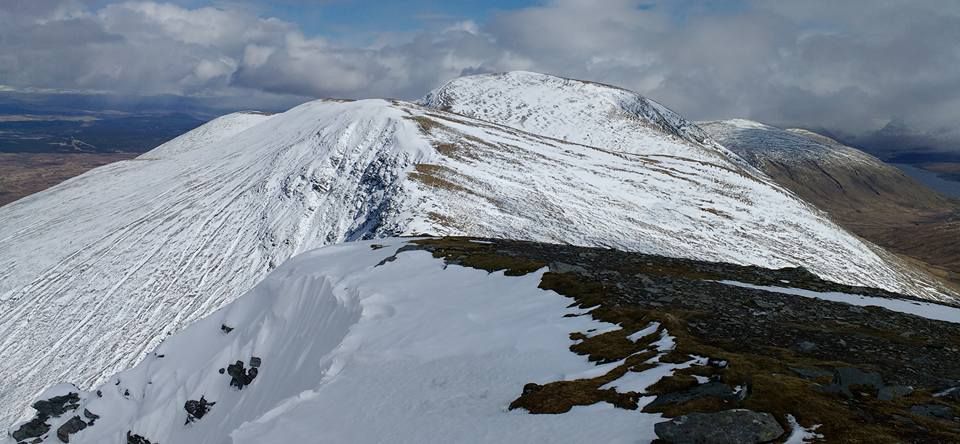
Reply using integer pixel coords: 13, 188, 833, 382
0, 153, 134, 206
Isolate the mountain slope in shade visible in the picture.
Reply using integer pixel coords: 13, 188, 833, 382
700, 118, 960, 288
0, 72, 953, 428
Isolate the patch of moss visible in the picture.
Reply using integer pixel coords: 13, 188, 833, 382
408, 164, 475, 195
412, 238, 547, 276
406, 237, 960, 442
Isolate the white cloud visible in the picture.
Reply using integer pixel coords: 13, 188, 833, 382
2, 0, 959, 149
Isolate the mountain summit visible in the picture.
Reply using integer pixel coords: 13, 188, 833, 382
0, 72, 953, 428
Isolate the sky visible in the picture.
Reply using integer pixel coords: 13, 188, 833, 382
2, 0, 959, 150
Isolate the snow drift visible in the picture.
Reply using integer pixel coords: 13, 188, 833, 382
4, 239, 680, 444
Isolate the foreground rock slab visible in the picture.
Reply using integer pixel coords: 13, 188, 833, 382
654, 409, 784, 443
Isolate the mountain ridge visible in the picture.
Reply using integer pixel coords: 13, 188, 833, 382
0, 72, 954, 429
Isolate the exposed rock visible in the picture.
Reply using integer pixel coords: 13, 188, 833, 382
879, 385, 914, 401
522, 383, 541, 395
56, 415, 87, 443
127, 431, 154, 444
789, 367, 833, 380
220, 324, 233, 334
184, 396, 216, 424
249, 357, 262, 368
11, 416, 50, 442
823, 367, 884, 397
645, 382, 738, 411
33, 392, 80, 417
654, 409, 784, 444
911, 404, 954, 419
226, 360, 258, 389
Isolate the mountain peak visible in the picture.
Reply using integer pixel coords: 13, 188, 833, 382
421, 71, 715, 155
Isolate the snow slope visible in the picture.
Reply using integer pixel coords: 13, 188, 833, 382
0, 72, 953, 428
3, 239, 682, 444
698, 119, 887, 168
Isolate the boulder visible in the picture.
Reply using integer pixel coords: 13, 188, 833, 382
654, 409, 784, 444
184, 396, 216, 424
56, 415, 87, 443
11, 416, 50, 442
645, 382, 737, 410
823, 367, 884, 397
878, 385, 914, 401
226, 359, 259, 389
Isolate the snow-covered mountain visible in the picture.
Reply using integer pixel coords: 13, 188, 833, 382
0, 72, 953, 430
700, 119, 960, 290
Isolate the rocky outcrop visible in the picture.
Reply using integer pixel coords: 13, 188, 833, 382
654, 409, 784, 444
184, 396, 215, 424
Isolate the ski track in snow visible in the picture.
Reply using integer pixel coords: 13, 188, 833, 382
0, 72, 952, 428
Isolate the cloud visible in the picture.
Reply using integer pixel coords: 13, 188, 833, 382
1, 0, 959, 150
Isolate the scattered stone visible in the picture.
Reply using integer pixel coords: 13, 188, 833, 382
879, 385, 914, 401
56, 416, 87, 443
910, 404, 954, 420
184, 396, 216, 424
796, 341, 818, 352
218, 368, 225, 374
645, 382, 738, 410
249, 357, 262, 368
11, 416, 50, 442
220, 324, 234, 334
654, 409, 784, 444
226, 360, 259, 389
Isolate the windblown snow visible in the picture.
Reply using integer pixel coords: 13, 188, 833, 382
4, 240, 679, 443
0, 71, 953, 428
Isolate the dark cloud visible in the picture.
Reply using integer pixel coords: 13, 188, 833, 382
1, 0, 958, 150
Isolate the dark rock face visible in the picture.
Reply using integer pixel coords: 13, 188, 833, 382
184, 396, 216, 424
220, 324, 234, 334
33, 393, 80, 417
55, 416, 87, 443
127, 431, 155, 444
12, 392, 82, 442
645, 382, 738, 411
227, 360, 259, 389
11, 416, 50, 442
654, 409, 784, 444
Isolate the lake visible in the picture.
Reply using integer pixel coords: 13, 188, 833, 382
893, 163, 960, 199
